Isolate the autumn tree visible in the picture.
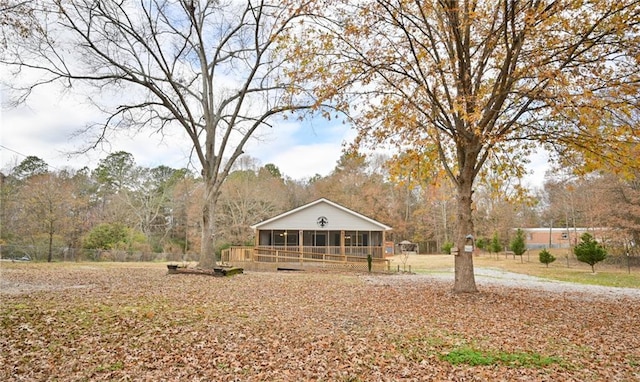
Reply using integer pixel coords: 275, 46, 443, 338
92, 152, 194, 254
167, 171, 202, 257
216, 159, 290, 249
474, 166, 538, 245
384, 148, 457, 252
574, 232, 607, 273
1, 160, 93, 260
0, 171, 15, 244
596, 172, 640, 255
16, 172, 76, 261
295, 0, 640, 292
307, 151, 402, 230
63, 168, 94, 260
2, 0, 324, 268
129, 165, 190, 252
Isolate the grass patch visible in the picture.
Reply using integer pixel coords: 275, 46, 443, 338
537, 270, 639, 288
394, 334, 561, 369
474, 257, 640, 288
440, 346, 561, 367
627, 355, 640, 367
96, 361, 124, 372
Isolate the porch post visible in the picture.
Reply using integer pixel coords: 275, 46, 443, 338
299, 230, 304, 254
382, 230, 386, 258
341, 230, 346, 261
299, 230, 304, 263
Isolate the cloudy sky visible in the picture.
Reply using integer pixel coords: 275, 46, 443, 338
0, 79, 356, 180
0, 2, 550, 188
0, 81, 548, 187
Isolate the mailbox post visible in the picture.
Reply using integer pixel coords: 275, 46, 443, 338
464, 234, 475, 253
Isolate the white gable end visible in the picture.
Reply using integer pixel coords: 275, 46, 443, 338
252, 199, 391, 231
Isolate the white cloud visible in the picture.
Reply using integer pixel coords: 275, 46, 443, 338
242, 118, 354, 179
265, 142, 344, 179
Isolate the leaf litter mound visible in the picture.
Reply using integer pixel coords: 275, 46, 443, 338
2, 263, 639, 381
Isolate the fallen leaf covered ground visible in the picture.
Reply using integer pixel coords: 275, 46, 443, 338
1, 262, 639, 381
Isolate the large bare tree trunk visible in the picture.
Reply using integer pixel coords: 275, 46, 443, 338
198, 181, 218, 269
453, 154, 478, 293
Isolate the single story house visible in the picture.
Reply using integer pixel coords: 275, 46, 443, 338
250, 198, 393, 259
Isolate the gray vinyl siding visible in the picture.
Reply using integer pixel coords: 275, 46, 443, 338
256, 202, 384, 231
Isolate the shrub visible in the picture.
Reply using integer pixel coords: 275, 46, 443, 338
539, 249, 556, 267
475, 237, 488, 250
83, 223, 129, 250
442, 241, 454, 255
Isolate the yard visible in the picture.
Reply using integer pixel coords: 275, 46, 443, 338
2, 260, 639, 381
390, 251, 640, 289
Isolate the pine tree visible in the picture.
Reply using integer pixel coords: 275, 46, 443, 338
539, 249, 556, 268
510, 229, 527, 263
574, 233, 607, 273
490, 233, 502, 258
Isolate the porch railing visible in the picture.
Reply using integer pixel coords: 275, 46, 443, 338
221, 246, 390, 272
250, 246, 384, 258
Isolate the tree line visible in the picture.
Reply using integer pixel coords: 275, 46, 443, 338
1, 150, 638, 263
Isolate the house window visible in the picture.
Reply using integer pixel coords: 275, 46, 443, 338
304, 231, 327, 246
371, 231, 382, 246
313, 232, 326, 246
273, 230, 286, 246
258, 231, 271, 245
331, 232, 341, 246
345, 231, 369, 246
286, 230, 298, 246
345, 231, 356, 246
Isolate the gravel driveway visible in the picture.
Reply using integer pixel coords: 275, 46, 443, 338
368, 267, 640, 300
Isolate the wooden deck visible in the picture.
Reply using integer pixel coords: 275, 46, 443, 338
221, 246, 390, 272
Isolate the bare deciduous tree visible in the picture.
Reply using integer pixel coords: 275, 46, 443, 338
2, 0, 321, 267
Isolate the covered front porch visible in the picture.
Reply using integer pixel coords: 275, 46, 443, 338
257, 229, 387, 259
222, 198, 394, 271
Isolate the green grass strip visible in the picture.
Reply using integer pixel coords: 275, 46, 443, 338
440, 346, 561, 367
